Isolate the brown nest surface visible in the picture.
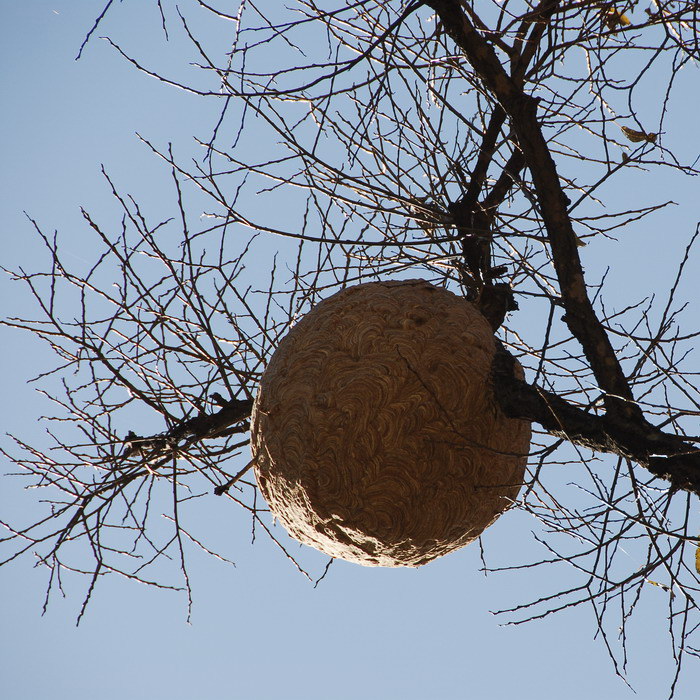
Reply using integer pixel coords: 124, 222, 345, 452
251, 279, 530, 567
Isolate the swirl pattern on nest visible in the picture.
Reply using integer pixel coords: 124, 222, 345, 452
251, 279, 531, 567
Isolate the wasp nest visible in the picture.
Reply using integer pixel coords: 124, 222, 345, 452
251, 279, 530, 567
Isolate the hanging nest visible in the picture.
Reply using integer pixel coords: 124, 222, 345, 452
251, 279, 530, 567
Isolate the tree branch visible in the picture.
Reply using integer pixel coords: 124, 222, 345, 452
492, 344, 700, 496
424, 0, 643, 424
123, 397, 253, 461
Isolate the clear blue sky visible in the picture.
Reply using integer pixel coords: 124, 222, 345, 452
1, 3, 699, 699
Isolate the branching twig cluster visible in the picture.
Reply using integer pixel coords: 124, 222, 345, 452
2, 0, 700, 691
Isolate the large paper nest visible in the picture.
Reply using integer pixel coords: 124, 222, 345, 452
251, 279, 530, 567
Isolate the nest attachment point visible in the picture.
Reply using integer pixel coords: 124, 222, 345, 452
251, 279, 530, 567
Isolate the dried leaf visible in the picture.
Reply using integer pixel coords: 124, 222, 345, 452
603, 8, 631, 30
621, 125, 657, 143
647, 579, 675, 597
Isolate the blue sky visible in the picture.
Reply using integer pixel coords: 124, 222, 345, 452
2, 2, 699, 699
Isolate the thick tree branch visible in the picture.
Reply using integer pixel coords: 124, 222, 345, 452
123, 397, 253, 460
492, 344, 700, 496
424, 0, 643, 424
460, 105, 507, 208
481, 147, 527, 213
